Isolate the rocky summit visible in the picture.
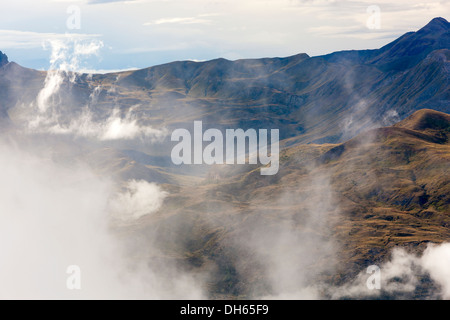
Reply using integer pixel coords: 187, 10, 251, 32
0, 51, 8, 68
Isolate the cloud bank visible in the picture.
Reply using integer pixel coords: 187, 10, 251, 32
20, 37, 167, 141
0, 141, 203, 299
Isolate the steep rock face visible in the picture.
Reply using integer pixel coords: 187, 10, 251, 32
113, 17, 450, 143
0, 51, 8, 67
0, 18, 448, 146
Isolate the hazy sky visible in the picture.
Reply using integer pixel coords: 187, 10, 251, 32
0, 0, 448, 71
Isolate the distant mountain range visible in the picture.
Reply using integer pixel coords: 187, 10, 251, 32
1, 17, 449, 146
141, 108, 448, 298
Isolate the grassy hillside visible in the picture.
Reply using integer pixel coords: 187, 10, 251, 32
115, 109, 450, 298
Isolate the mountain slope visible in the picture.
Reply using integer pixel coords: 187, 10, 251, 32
0, 18, 448, 150
117, 109, 449, 298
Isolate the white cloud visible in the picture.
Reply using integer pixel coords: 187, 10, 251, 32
421, 243, 450, 299
77, 67, 139, 74
40, 107, 168, 141
0, 142, 203, 299
0, 30, 101, 49
2, 0, 448, 69
144, 13, 220, 26
109, 180, 168, 221
307, 25, 395, 40
19, 37, 168, 142
330, 242, 450, 299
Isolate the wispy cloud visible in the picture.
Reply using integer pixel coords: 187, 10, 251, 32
308, 25, 397, 40
330, 242, 450, 299
144, 13, 220, 26
88, 0, 136, 4
17, 37, 168, 141
2, 0, 449, 70
109, 180, 168, 221
79, 67, 139, 74
0, 30, 101, 49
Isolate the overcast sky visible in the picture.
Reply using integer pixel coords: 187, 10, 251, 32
1, 0, 448, 71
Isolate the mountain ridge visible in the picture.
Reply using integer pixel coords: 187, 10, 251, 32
0, 51, 8, 68
0, 18, 448, 156
0, 17, 448, 298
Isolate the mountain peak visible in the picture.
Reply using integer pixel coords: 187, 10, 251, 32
394, 109, 450, 132
367, 17, 450, 70
0, 51, 8, 67
420, 17, 450, 32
